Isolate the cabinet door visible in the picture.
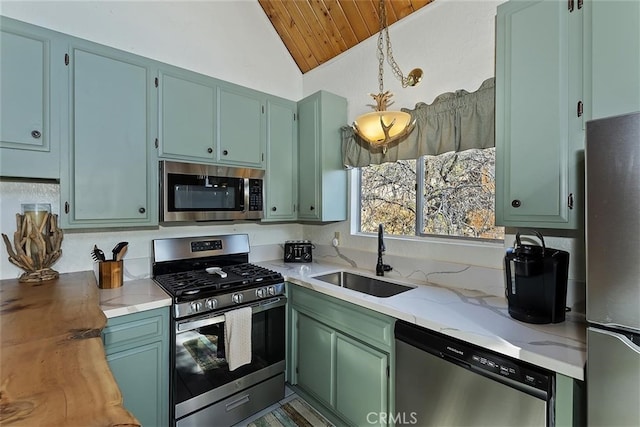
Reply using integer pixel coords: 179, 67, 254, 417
103, 308, 169, 427
297, 95, 321, 220
158, 70, 216, 161
335, 333, 389, 427
297, 91, 347, 222
264, 97, 297, 221
495, 0, 583, 229
217, 84, 265, 168
585, 0, 640, 120
295, 311, 335, 408
0, 17, 61, 179
0, 29, 48, 151
62, 43, 155, 228
107, 341, 166, 427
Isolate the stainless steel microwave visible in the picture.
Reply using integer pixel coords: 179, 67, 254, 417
160, 160, 264, 222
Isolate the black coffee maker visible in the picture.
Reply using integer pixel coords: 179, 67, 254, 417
504, 230, 569, 324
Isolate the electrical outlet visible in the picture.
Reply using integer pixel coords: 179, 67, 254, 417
332, 232, 340, 247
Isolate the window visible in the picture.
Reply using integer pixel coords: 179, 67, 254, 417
359, 148, 504, 240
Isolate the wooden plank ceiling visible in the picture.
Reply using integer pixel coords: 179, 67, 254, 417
258, 0, 434, 73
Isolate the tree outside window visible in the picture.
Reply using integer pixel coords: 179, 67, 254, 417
360, 148, 504, 241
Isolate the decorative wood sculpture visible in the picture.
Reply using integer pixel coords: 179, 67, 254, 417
1, 212, 63, 282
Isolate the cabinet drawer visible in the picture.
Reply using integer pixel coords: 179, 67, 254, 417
103, 309, 166, 351
290, 285, 393, 351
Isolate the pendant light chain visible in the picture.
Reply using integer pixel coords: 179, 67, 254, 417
376, 13, 385, 94
378, 0, 410, 88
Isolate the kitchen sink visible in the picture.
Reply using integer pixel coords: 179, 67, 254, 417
312, 271, 413, 297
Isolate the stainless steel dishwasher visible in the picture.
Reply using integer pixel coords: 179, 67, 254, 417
395, 321, 554, 426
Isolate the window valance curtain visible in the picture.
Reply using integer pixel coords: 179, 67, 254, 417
341, 77, 495, 168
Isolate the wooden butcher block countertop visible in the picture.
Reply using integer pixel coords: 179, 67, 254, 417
0, 271, 139, 426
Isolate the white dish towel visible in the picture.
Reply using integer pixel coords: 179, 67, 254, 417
224, 306, 252, 371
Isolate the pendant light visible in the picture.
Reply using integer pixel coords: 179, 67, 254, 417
353, 0, 423, 153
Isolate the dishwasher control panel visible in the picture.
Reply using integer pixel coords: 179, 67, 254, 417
467, 352, 549, 392
395, 320, 552, 395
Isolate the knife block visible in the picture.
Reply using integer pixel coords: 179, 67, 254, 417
96, 260, 123, 289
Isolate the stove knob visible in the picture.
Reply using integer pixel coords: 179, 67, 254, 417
268, 286, 276, 296
191, 301, 203, 313
256, 288, 266, 298
205, 299, 218, 310
232, 293, 244, 304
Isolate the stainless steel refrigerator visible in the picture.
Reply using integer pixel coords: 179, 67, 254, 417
586, 111, 640, 427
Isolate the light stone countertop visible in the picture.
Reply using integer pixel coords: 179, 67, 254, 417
97, 260, 586, 381
258, 259, 587, 381
99, 278, 172, 318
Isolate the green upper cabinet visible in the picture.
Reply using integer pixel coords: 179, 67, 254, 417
264, 96, 297, 221
216, 83, 266, 168
61, 39, 157, 228
297, 91, 347, 222
0, 17, 62, 179
157, 71, 266, 169
157, 68, 216, 161
584, 0, 640, 120
495, 0, 584, 229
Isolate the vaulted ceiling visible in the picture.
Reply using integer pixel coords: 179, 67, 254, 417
258, 0, 434, 73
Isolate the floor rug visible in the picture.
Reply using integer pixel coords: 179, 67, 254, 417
247, 398, 334, 427
182, 335, 227, 371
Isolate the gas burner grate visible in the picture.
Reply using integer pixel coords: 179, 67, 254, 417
225, 263, 283, 281
154, 263, 283, 298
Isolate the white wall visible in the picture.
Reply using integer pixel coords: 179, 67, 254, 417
0, 0, 302, 99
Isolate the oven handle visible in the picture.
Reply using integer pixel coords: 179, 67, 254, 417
176, 297, 286, 332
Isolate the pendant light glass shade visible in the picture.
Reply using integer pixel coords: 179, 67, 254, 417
353, 110, 415, 145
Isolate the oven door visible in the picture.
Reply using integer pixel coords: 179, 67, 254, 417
173, 297, 286, 420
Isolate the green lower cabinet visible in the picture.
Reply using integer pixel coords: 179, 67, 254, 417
335, 334, 389, 427
296, 313, 336, 408
102, 307, 169, 427
290, 285, 394, 426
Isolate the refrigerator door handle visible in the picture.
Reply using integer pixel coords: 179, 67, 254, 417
591, 328, 640, 354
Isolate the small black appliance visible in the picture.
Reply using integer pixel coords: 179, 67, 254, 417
283, 240, 313, 263
504, 230, 569, 324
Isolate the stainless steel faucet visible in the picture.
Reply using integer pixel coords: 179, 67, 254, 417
376, 223, 392, 276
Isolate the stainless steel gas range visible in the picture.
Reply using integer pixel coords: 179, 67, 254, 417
152, 234, 286, 427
